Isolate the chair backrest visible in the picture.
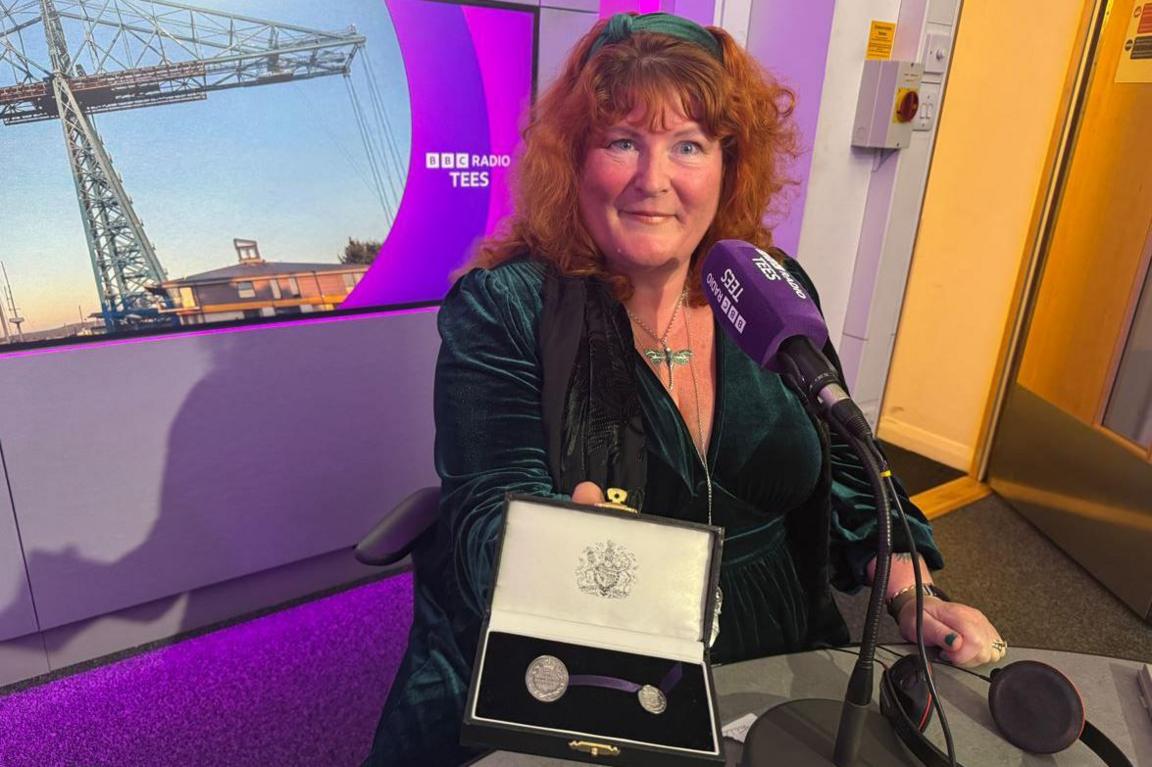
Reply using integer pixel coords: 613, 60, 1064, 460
354, 486, 440, 566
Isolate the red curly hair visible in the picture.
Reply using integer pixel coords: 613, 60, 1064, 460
470, 16, 800, 305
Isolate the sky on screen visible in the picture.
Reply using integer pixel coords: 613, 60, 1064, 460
0, 0, 410, 332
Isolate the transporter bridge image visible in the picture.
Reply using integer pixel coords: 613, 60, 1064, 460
0, 0, 397, 333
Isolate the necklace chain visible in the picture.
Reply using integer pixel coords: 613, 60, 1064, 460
624, 287, 712, 526
627, 289, 690, 392
627, 288, 685, 347
683, 305, 722, 646
682, 305, 713, 528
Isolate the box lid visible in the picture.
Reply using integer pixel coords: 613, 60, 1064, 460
490, 495, 723, 661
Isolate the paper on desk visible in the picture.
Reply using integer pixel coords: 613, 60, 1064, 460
1138, 663, 1152, 723
722, 713, 759, 743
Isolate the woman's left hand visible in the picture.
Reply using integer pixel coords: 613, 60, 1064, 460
894, 597, 1007, 668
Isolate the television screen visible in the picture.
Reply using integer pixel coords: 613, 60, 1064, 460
0, 0, 537, 349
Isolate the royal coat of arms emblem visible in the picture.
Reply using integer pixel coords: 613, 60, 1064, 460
576, 540, 637, 598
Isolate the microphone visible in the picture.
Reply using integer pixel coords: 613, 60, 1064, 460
702, 240, 910, 766
700, 240, 872, 441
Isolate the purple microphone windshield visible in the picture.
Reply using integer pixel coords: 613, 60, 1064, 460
701, 240, 828, 373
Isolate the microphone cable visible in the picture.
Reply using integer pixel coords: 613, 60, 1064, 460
824, 421, 891, 766
886, 473, 957, 767
821, 406, 958, 766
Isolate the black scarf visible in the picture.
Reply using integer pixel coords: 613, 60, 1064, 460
538, 268, 648, 511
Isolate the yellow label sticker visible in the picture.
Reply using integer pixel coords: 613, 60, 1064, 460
867, 20, 897, 60
1116, 0, 1152, 83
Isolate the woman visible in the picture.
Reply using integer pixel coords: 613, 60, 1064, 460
366, 13, 1003, 766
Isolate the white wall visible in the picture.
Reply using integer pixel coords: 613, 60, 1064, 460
795, 0, 960, 431
538, 5, 601, 90
0, 310, 440, 684
796, 0, 903, 351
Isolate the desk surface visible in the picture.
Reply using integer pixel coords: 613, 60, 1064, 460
475, 645, 1152, 765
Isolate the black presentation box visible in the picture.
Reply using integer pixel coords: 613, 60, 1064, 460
462, 494, 726, 766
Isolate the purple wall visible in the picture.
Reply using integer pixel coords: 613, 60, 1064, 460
600, 0, 663, 18
0, 311, 439, 633
744, 0, 835, 256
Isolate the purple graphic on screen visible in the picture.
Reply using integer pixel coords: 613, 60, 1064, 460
463, 6, 533, 237
344, 0, 535, 308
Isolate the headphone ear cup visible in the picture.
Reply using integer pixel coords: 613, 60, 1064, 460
987, 661, 1085, 754
882, 654, 934, 732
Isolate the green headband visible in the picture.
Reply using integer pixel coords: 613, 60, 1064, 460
585, 12, 723, 64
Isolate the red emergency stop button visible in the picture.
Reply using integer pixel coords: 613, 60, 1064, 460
895, 89, 920, 122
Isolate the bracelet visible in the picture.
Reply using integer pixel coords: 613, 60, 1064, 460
886, 583, 948, 618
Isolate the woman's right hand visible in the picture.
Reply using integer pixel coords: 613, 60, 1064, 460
572, 481, 606, 505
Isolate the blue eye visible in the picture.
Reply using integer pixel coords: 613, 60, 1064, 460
675, 141, 704, 156
608, 138, 636, 151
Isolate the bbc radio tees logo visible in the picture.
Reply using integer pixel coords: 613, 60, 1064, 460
425, 151, 511, 188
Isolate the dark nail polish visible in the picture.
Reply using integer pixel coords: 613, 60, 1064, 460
944, 633, 957, 647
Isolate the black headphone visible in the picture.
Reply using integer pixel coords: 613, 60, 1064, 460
879, 653, 1133, 766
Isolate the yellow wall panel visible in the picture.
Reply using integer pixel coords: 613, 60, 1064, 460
878, 0, 1090, 470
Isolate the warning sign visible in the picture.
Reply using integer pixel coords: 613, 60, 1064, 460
1116, 1, 1152, 82
867, 21, 896, 61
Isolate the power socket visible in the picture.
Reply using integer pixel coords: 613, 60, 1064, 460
913, 83, 940, 132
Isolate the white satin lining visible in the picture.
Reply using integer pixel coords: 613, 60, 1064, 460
488, 611, 704, 664
493, 499, 713, 645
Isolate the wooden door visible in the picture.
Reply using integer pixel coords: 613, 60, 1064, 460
988, 0, 1152, 620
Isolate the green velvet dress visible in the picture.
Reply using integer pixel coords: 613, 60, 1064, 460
365, 259, 942, 767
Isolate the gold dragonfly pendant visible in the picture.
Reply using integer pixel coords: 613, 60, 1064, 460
643, 346, 693, 392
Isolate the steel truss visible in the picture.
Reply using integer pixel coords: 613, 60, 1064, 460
0, 0, 365, 330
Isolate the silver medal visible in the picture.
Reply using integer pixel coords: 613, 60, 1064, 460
637, 684, 667, 714
525, 655, 569, 703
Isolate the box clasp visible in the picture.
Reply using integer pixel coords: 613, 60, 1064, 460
568, 740, 621, 757
595, 487, 638, 514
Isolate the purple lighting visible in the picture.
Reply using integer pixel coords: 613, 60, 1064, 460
0, 575, 414, 767
0, 305, 438, 362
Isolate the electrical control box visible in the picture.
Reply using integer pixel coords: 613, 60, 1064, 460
851, 60, 924, 149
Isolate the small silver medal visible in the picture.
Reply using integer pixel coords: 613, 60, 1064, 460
637, 684, 667, 714
525, 655, 569, 702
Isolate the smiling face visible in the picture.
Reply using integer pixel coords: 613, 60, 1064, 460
578, 102, 724, 280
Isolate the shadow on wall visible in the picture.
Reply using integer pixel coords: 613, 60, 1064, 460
0, 316, 434, 668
